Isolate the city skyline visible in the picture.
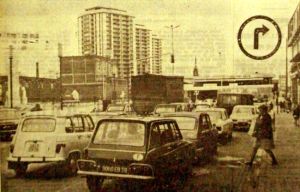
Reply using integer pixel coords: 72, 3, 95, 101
0, 0, 299, 78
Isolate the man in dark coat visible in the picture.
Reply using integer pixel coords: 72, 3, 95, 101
246, 104, 278, 167
293, 104, 300, 126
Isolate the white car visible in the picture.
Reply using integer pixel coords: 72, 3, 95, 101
7, 111, 94, 177
230, 105, 258, 131
195, 108, 233, 144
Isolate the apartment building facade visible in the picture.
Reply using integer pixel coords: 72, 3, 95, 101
78, 7, 135, 79
152, 34, 162, 74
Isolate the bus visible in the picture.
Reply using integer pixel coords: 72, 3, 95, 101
216, 93, 254, 115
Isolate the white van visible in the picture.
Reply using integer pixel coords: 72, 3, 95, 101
7, 111, 94, 176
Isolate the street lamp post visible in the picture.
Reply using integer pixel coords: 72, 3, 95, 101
165, 25, 180, 74
9, 45, 13, 108
286, 36, 288, 99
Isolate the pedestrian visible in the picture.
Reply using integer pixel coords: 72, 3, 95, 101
246, 104, 278, 167
30, 103, 42, 112
293, 104, 300, 126
286, 98, 292, 113
268, 103, 276, 131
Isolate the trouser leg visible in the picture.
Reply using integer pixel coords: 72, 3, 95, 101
265, 149, 278, 164
249, 146, 259, 164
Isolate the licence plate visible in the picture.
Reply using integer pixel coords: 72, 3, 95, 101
28, 143, 39, 152
102, 165, 127, 173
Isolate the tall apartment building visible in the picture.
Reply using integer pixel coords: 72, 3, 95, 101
135, 24, 151, 75
78, 7, 135, 79
152, 35, 162, 74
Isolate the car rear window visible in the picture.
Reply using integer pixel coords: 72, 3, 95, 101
170, 116, 196, 130
22, 118, 56, 132
93, 121, 145, 146
155, 106, 176, 113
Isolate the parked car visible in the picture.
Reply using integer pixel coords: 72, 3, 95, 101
194, 108, 233, 144
192, 103, 211, 112
7, 111, 95, 176
0, 108, 21, 141
153, 104, 183, 115
230, 105, 257, 131
90, 103, 135, 123
77, 117, 195, 191
170, 102, 190, 111
162, 112, 218, 162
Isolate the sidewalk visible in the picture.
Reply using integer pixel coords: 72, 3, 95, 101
251, 112, 300, 192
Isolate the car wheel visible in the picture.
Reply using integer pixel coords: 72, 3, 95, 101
86, 176, 104, 192
66, 154, 79, 176
15, 163, 28, 177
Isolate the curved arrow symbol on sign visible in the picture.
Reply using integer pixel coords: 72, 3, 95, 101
254, 25, 269, 49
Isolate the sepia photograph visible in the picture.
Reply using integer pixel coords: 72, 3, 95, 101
0, 0, 300, 191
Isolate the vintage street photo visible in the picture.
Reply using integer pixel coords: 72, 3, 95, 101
1, 0, 300, 191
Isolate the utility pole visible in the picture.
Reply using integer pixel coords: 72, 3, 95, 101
285, 36, 288, 99
165, 25, 180, 74
36, 62, 40, 101
9, 45, 13, 108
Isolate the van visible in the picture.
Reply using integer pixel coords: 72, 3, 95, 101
216, 93, 254, 115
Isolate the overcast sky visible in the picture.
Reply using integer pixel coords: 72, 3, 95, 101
0, 0, 299, 77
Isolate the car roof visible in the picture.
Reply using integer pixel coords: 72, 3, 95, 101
0, 108, 17, 112
155, 104, 178, 107
23, 110, 90, 118
98, 116, 177, 123
195, 108, 226, 112
161, 112, 205, 118
233, 105, 255, 108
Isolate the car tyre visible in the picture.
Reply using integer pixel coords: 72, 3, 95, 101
66, 154, 79, 176
15, 163, 28, 177
86, 176, 104, 192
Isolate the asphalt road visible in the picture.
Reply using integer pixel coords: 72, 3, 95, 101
1, 103, 299, 191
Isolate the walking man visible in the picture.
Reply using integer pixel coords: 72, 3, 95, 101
293, 104, 300, 126
246, 104, 278, 167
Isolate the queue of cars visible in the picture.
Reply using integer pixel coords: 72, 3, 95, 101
2, 98, 257, 191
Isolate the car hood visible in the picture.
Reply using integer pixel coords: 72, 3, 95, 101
230, 114, 254, 120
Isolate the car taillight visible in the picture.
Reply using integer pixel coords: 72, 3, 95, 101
9, 144, 14, 153
55, 144, 66, 153
128, 164, 153, 176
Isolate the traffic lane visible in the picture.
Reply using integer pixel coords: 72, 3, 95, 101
1, 132, 252, 192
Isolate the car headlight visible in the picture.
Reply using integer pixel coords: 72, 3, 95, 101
133, 153, 144, 161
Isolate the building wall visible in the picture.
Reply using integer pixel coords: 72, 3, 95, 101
288, 2, 300, 105
135, 24, 151, 75
152, 35, 162, 74
78, 7, 134, 79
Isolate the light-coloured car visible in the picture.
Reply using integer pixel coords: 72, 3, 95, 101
91, 103, 135, 124
193, 104, 211, 112
195, 108, 233, 144
230, 105, 257, 131
7, 111, 95, 177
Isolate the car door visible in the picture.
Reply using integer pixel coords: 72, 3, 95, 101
82, 115, 94, 147
205, 114, 218, 153
198, 114, 211, 155
156, 122, 178, 176
70, 115, 86, 150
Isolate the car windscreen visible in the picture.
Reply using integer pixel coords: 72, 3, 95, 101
204, 111, 222, 122
22, 118, 56, 132
170, 116, 196, 130
93, 121, 145, 146
106, 105, 124, 112
155, 106, 176, 113
232, 107, 254, 114
0, 110, 20, 120
195, 105, 210, 110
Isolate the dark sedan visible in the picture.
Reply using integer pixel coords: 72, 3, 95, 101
162, 112, 218, 162
77, 117, 195, 191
